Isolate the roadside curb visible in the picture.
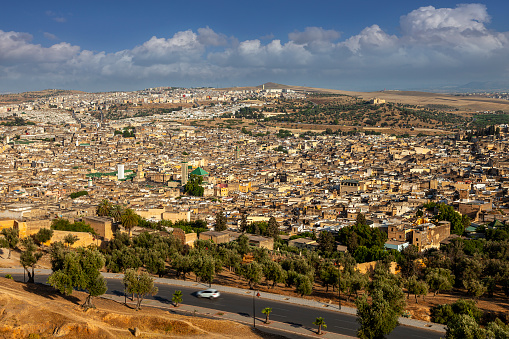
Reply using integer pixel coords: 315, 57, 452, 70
101, 293, 355, 338
0, 267, 446, 334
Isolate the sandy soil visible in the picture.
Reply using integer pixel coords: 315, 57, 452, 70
2, 247, 508, 327
0, 276, 274, 339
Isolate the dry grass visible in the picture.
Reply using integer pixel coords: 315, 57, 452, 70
0, 277, 268, 338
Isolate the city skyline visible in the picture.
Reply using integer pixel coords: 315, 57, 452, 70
1, 1, 509, 93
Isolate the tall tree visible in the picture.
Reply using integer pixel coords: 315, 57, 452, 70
20, 237, 42, 283
48, 247, 107, 309
215, 211, 227, 231
97, 199, 112, 217
110, 204, 124, 223
356, 267, 405, 339
123, 268, 158, 310
356, 212, 367, 226
0, 228, 19, 259
266, 216, 279, 239
184, 174, 204, 196
121, 208, 139, 236
240, 213, 248, 233
318, 231, 335, 254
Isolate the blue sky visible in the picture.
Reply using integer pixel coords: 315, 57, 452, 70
1, 1, 509, 93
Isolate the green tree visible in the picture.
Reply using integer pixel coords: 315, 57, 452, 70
463, 279, 486, 300
406, 276, 428, 303
171, 253, 193, 280
240, 213, 248, 233
318, 231, 335, 254
33, 228, 53, 246
313, 317, 327, 335
193, 255, 217, 286
97, 199, 112, 216
356, 269, 405, 339
319, 261, 339, 292
486, 318, 509, 338
123, 268, 158, 310
263, 261, 286, 288
262, 307, 272, 324
426, 268, 455, 296
241, 261, 263, 289
237, 234, 250, 256
215, 211, 227, 231
121, 208, 139, 236
63, 234, 78, 247
172, 290, 183, 307
184, 174, 204, 196
341, 270, 368, 301
0, 228, 19, 259
356, 213, 367, 226
48, 247, 107, 309
107, 247, 142, 273
20, 237, 43, 283
431, 299, 482, 324
436, 204, 465, 235
266, 217, 279, 239
110, 204, 124, 222
143, 248, 166, 277
295, 274, 313, 296
445, 314, 485, 339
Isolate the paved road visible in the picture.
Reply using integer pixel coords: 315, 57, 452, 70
4, 270, 442, 339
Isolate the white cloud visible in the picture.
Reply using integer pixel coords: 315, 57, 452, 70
289, 27, 340, 44
197, 27, 228, 46
399, 4, 507, 53
45, 10, 67, 23
43, 32, 58, 40
0, 30, 79, 64
341, 25, 398, 54
1, 8, 509, 92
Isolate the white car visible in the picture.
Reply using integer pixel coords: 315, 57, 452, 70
196, 289, 221, 299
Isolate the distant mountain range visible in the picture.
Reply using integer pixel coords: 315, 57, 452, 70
421, 81, 509, 93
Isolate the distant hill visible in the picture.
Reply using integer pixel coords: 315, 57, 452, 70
0, 89, 86, 105
422, 81, 509, 93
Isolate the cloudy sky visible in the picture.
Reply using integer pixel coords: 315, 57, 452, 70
1, 0, 508, 93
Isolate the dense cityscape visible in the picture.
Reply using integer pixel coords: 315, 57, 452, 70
1, 84, 509, 338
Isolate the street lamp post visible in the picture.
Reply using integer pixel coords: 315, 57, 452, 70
338, 262, 341, 310
253, 290, 260, 328
253, 290, 256, 328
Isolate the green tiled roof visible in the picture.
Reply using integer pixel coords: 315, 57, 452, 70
191, 167, 208, 176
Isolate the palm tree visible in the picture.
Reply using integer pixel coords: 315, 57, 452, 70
313, 317, 327, 335
96, 199, 111, 217
261, 307, 272, 324
110, 204, 123, 223
121, 208, 138, 236
172, 290, 183, 307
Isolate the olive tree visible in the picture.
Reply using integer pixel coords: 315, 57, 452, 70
48, 247, 108, 309
0, 228, 19, 259
123, 268, 158, 310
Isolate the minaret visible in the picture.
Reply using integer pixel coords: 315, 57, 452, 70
235, 145, 239, 161
181, 158, 188, 185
